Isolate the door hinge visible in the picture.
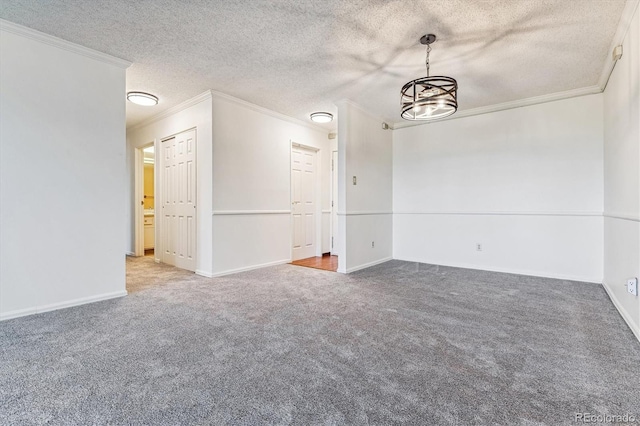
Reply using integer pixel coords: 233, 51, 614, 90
331, 237, 334, 248
331, 200, 334, 207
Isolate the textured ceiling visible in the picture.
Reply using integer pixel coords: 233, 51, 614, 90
0, 0, 628, 129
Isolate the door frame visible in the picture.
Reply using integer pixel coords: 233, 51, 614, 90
290, 141, 322, 261
134, 141, 156, 257
330, 150, 338, 256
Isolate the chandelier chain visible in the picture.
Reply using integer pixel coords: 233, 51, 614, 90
425, 44, 431, 77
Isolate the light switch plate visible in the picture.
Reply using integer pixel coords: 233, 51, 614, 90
628, 278, 638, 296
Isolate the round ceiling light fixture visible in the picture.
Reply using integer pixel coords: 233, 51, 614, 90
127, 91, 159, 106
401, 34, 458, 121
310, 112, 333, 123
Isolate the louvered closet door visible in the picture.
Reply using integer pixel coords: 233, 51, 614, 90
161, 129, 196, 271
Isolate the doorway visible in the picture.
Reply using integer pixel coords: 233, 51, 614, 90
142, 146, 155, 257
134, 142, 156, 258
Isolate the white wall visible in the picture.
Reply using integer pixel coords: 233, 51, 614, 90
336, 101, 393, 273
603, 3, 640, 340
126, 93, 214, 276
211, 93, 330, 276
393, 95, 604, 282
0, 23, 129, 319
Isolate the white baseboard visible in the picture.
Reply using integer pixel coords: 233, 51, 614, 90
0, 290, 128, 321
345, 257, 393, 273
394, 257, 602, 284
602, 281, 640, 343
125, 251, 135, 256
195, 269, 213, 278
211, 259, 291, 278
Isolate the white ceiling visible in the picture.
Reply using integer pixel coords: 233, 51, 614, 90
0, 0, 629, 130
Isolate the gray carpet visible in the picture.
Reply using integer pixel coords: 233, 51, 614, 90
1, 258, 639, 425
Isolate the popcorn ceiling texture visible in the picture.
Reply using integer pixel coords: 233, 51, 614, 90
0, 0, 628, 127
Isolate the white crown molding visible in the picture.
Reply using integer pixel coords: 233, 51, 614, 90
0, 18, 131, 69
127, 90, 213, 132
597, 0, 640, 89
210, 90, 329, 134
393, 85, 602, 129
334, 99, 394, 128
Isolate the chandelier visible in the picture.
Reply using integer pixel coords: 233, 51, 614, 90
401, 34, 458, 121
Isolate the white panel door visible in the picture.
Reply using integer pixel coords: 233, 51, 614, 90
291, 146, 317, 260
161, 129, 196, 271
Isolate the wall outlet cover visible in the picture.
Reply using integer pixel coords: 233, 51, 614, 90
628, 278, 638, 296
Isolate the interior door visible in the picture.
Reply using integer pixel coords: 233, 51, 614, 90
291, 145, 317, 261
161, 129, 196, 271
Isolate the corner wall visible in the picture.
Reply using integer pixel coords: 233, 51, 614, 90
211, 93, 330, 276
0, 23, 129, 319
126, 93, 214, 276
393, 95, 604, 283
336, 101, 393, 273
603, 3, 640, 340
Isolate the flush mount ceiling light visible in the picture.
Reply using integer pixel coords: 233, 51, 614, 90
310, 112, 333, 123
127, 91, 159, 106
401, 34, 458, 121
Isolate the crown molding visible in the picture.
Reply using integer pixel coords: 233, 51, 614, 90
597, 0, 640, 89
127, 90, 213, 132
210, 90, 329, 134
0, 19, 131, 69
334, 99, 394, 128
391, 1, 639, 130
392, 85, 601, 129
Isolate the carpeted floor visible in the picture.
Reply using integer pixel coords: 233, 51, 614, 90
1, 258, 639, 425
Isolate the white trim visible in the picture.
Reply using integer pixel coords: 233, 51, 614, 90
127, 91, 213, 132
603, 212, 640, 222
125, 251, 135, 256
393, 256, 602, 284
211, 259, 291, 277
211, 90, 329, 134
334, 99, 392, 126
195, 269, 213, 278
602, 281, 640, 343
212, 210, 291, 215
0, 290, 128, 321
393, 86, 601, 129
337, 211, 393, 216
597, 0, 640, 89
345, 257, 393, 273
0, 19, 131, 69
394, 210, 603, 217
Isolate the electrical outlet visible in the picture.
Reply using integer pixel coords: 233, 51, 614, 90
371, 241, 375, 248
476, 243, 482, 251
628, 278, 638, 296
352, 176, 357, 185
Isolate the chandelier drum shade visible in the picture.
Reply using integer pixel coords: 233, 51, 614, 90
401, 34, 458, 121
